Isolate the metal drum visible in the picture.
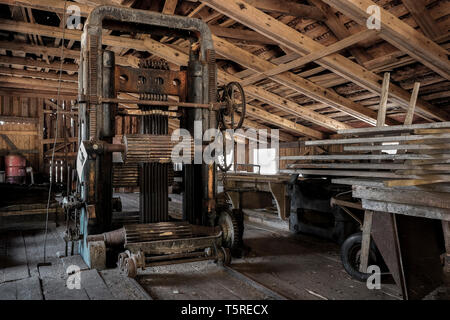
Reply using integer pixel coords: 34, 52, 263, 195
5, 155, 26, 184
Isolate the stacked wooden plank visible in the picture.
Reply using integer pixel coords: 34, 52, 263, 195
281, 121, 450, 188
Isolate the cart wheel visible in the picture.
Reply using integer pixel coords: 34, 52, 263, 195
215, 247, 231, 266
340, 233, 379, 282
222, 247, 232, 266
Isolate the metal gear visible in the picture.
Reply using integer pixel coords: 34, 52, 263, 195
139, 58, 169, 70
217, 209, 242, 252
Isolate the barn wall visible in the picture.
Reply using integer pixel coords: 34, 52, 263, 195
0, 95, 77, 183
0, 95, 42, 172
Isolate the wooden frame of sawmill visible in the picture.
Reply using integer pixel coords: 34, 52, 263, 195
0, 0, 449, 303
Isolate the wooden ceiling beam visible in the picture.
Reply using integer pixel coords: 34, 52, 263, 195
209, 25, 278, 45
143, 36, 350, 132
0, 75, 77, 91
2, 0, 91, 16
233, 117, 296, 142
217, 70, 352, 131
141, 38, 324, 139
162, 0, 178, 14
0, 55, 78, 72
321, 0, 450, 81
187, 0, 326, 20
241, 29, 378, 86
0, 87, 76, 99
0, 40, 79, 60
308, 0, 373, 66
212, 35, 384, 126
0, 66, 77, 82
245, 104, 325, 138
0, 15, 342, 133
242, 0, 326, 21
200, 0, 449, 122
401, 0, 442, 40
0, 40, 137, 67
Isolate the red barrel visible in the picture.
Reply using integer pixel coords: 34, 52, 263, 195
5, 155, 26, 184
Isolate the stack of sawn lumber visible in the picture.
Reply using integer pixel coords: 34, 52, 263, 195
281, 121, 450, 188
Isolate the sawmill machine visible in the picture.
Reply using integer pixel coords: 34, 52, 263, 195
62, 6, 246, 275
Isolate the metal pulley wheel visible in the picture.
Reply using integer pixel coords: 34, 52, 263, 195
218, 82, 246, 130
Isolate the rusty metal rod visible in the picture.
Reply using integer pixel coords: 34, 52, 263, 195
101, 98, 223, 110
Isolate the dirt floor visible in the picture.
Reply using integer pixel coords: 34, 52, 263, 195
1, 192, 447, 300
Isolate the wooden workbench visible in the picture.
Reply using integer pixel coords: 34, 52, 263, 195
220, 173, 292, 220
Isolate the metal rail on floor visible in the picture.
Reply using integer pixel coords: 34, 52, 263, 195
222, 266, 289, 300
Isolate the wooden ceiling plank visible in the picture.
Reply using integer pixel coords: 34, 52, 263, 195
3, 0, 91, 16
322, 0, 450, 81
241, 29, 378, 86
241, 0, 326, 21
212, 35, 383, 126
209, 25, 278, 45
200, 0, 449, 122
0, 87, 76, 99
141, 37, 324, 139
143, 36, 350, 132
401, 0, 442, 40
245, 104, 325, 138
0, 40, 79, 59
0, 8, 341, 134
0, 66, 77, 82
162, 0, 178, 14
217, 70, 352, 131
0, 55, 78, 72
308, 0, 373, 66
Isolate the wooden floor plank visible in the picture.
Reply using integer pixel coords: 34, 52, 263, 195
0, 276, 43, 300
0, 232, 30, 283
41, 277, 90, 300
100, 269, 152, 300
0, 281, 17, 300
80, 269, 115, 300
61, 255, 89, 272
15, 276, 43, 300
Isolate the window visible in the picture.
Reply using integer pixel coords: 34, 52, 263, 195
382, 142, 399, 155
217, 149, 234, 171
253, 148, 278, 175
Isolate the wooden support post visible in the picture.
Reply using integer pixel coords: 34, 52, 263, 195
0, 134, 18, 151
38, 98, 44, 173
397, 83, 421, 159
443, 221, 450, 274
360, 75, 391, 273
359, 210, 373, 273
377, 73, 390, 127
269, 182, 290, 220
404, 83, 421, 126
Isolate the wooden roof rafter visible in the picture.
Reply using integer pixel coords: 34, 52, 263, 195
0, 0, 448, 141
200, 0, 449, 122
0, 1, 353, 138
